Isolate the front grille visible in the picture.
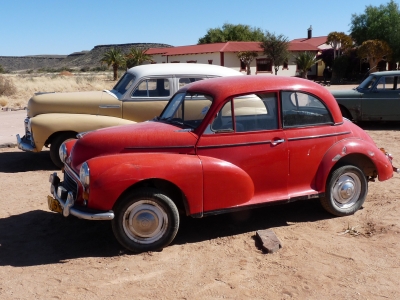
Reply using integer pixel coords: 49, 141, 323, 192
63, 171, 78, 196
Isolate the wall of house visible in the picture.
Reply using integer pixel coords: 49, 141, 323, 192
223, 52, 298, 77
150, 52, 319, 78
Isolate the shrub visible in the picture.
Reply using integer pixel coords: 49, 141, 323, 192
80, 66, 90, 72
0, 98, 8, 107
0, 64, 5, 74
0, 75, 17, 96
91, 66, 108, 72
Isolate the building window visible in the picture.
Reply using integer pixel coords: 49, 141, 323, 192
240, 60, 246, 71
208, 60, 213, 64
282, 61, 288, 70
256, 58, 272, 73
187, 60, 197, 63
171, 61, 180, 63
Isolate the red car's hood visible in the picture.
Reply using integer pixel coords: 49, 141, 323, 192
70, 121, 198, 171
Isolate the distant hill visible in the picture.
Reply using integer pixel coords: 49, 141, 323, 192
0, 43, 172, 72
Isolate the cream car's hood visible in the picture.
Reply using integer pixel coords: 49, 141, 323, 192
27, 91, 118, 117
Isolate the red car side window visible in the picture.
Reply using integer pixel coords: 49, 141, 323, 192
281, 91, 333, 127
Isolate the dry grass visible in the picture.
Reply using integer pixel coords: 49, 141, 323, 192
1, 73, 116, 109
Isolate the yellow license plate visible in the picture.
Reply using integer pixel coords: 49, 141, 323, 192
47, 195, 63, 213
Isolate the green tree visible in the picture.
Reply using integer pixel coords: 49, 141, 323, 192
326, 32, 353, 60
294, 52, 319, 79
100, 48, 125, 80
350, 0, 400, 63
260, 32, 290, 75
357, 39, 392, 72
332, 55, 350, 83
0, 64, 4, 73
125, 47, 154, 69
198, 23, 265, 44
236, 51, 258, 75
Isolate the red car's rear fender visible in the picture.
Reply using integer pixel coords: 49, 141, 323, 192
86, 153, 203, 214
315, 138, 393, 191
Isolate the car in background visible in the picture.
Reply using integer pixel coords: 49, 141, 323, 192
16, 63, 242, 167
331, 71, 400, 121
48, 75, 396, 253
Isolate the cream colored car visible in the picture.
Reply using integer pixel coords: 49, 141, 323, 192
17, 64, 242, 167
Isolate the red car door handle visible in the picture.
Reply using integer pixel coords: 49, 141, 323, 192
271, 139, 285, 145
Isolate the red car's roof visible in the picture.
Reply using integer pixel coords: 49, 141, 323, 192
180, 75, 343, 124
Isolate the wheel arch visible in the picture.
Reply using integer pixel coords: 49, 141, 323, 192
339, 104, 353, 121
334, 153, 376, 178
114, 178, 189, 216
45, 130, 78, 146
315, 143, 379, 192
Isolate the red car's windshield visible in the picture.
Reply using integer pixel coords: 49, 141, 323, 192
159, 92, 213, 129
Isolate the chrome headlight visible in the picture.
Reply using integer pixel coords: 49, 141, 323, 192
79, 162, 90, 189
59, 143, 67, 164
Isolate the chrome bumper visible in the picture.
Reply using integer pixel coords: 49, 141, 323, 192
16, 134, 37, 152
49, 172, 114, 221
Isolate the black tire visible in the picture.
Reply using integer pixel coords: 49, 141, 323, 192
112, 188, 180, 253
49, 132, 77, 168
320, 165, 368, 216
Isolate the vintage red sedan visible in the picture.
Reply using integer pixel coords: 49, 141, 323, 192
48, 76, 396, 252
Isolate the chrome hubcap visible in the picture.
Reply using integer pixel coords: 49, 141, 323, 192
123, 200, 168, 244
331, 173, 361, 208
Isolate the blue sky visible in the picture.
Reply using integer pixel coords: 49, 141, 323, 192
0, 0, 394, 56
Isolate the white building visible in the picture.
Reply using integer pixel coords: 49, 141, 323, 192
146, 29, 329, 79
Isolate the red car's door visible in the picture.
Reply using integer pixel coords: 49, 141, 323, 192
196, 93, 289, 213
281, 91, 340, 198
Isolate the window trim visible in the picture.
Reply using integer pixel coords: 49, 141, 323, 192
256, 58, 272, 74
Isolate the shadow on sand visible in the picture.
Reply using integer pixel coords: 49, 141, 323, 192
0, 199, 334, 266
0, 149, 57, 173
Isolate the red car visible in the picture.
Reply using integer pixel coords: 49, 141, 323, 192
48, 76, 396, 252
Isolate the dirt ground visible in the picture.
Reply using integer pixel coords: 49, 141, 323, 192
1, 125, 400, 299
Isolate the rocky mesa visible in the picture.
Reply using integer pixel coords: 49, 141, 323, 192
0, 43, 172, 72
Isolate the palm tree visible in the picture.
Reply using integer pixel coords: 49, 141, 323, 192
294, 52, 319, 79
100, 48, 125, 80
125, 47, 154, 69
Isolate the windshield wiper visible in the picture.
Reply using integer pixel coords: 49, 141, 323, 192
160, 117, 196, 129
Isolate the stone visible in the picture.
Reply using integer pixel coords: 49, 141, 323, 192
256, 229, 282, 253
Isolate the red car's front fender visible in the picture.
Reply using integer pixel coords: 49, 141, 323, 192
85, 153, 203, 214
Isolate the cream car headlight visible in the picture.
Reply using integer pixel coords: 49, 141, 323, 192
59, 143, 67, 164
79, 162, 90, 189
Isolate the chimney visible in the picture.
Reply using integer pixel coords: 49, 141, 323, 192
307, 26, 312, 39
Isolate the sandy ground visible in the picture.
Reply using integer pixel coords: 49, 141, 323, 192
1, 85, 400, 299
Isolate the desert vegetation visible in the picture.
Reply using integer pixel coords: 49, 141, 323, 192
0, 72, 115, 109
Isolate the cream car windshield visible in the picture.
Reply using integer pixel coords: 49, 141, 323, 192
110, 73, 136, 99
158, 92, 213, 130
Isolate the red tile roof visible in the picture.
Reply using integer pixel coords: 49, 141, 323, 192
288, 42, 319, 51
290, 36, 328, 47
146, 38, 324, 57
146, 42, 263, 56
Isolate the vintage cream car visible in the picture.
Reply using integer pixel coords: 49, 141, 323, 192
16, 63, 242, 167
